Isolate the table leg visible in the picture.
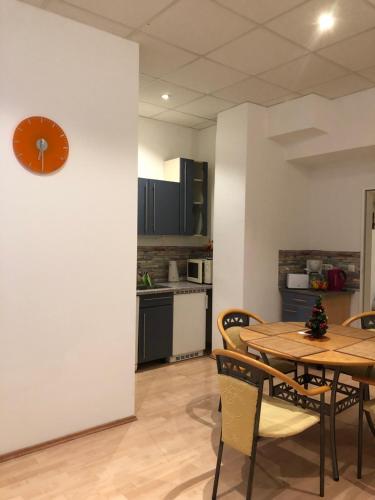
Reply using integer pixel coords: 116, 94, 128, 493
330, 367, 341, 481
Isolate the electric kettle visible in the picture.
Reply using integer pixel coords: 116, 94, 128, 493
327, 268, 346, 291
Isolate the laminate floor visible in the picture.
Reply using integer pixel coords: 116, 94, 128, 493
1, 357, 375, 499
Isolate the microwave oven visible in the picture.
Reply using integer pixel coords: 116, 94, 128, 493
187, 259, 212, 284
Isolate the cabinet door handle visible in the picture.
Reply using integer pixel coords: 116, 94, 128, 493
142, 296, 172, 302
153, 183, 156, 233
145, 183, 148, 233
284, 308, 297, 313
184, 162, 187, 233
293, 298, 307, 304
143, 313, 146, 361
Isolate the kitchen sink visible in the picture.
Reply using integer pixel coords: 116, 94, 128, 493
136, 284, 171, 291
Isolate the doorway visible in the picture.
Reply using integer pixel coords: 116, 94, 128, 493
363, 189, 375, 311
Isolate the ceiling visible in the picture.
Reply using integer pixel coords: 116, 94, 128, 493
21, 0, 375, 129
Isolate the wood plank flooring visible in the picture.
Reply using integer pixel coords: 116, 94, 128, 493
0, 357, 375, 499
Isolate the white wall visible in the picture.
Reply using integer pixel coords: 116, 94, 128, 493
0, 0, 138, 454
304, 160, 375, 313
138, 117, 197, 180
138, 117, 216, 246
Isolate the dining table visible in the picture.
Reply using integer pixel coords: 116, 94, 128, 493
239, 321, 375, 482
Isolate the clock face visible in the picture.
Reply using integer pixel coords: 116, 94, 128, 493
13, 116, 69, 174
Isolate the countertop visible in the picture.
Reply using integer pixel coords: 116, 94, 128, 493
137, 281, 212, 296
280, 288, 355, 295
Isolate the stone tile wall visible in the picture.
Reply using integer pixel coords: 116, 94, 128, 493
137, 246, 212, 282
279, 250, 360, 290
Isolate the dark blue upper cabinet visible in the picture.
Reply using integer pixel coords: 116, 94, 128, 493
138, 178, 180, 235
150, 179, 180, 235
138, 178, 149, 235
137, 158, 207, 236
180, 158, 208, 236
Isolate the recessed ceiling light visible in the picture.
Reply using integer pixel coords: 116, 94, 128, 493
318, 13, 335, 31
161, 93, 170, 101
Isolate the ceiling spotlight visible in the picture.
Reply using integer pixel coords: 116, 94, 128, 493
318, 13, 335, 31
161, 93, 170, 101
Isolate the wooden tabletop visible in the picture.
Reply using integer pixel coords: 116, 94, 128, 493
240, 322, 375, 366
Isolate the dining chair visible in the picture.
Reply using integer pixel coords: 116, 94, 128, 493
341, 312, 375, 437
217, 308, 298, 395
213, 349, 330, 499
353, 374, 375, 478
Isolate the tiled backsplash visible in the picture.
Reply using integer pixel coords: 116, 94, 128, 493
138, 246, 212, 282
279, 250, 360, 290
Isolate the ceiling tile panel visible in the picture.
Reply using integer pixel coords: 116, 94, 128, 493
192, 119, 217, 129
176, 96, 234, 119
44, 0, 132, 37
63, 0, 175, 28
163, 58, 248, 93
140, 80, 203, 108
213, 77, 295, 104
154, 111, 204, 127
318, 29, 375, 71
139, 74, 156, 90
215, 0, 306, 23
130, 32, 197, 77
267, 0, 375, 50
260, 54, 348, 91
301, 74, 374, 98
208, 28, 307, 75
142, 0, 254, 55
359, 66, 375, 83
139, 102, 167, 117
20, 0, 46, 7
264, 93, 301, 106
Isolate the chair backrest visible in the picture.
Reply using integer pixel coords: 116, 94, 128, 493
215, 349, 265, 456
342, 311, 375, 329
217, 308, 265, 354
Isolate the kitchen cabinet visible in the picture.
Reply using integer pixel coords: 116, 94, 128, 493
281, 289, 353, 324
164, 158, 208, 236
138, 293, 173, 364
138, 178, 180, 235
170, 291, 207, 362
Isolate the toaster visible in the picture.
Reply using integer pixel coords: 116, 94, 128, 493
286, 273, 309, 289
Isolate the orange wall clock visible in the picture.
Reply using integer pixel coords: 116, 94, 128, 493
13, 116, 69, 174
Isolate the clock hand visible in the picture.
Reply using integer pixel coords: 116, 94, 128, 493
36, 138, 48, 172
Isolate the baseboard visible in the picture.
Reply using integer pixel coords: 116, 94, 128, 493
0, 415, 137, 463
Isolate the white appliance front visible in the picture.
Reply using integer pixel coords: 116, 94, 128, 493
187, 259, 204, 283
171, 292, 206, 361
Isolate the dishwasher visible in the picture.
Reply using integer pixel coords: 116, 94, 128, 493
169, 291, 207, 362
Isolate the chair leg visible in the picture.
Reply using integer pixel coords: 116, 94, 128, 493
320, 393, 325, 497
358, 384, 364, 479
212, 439, 224, 499
294, 362, 298, 380
268, 375, 274, 396
364, 385, 375, 437
246, 439, 258, 500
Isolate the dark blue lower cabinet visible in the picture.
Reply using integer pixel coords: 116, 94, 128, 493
138, 294, 173, 363
281, 290, 316, 322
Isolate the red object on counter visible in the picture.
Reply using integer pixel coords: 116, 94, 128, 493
327, 268, 347, 291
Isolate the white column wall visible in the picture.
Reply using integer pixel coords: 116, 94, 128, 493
244, 104, 309, 321
212, 105, 249, 349
0, 0, 138, 454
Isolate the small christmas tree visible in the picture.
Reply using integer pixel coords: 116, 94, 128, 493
305, 296, 328, 338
